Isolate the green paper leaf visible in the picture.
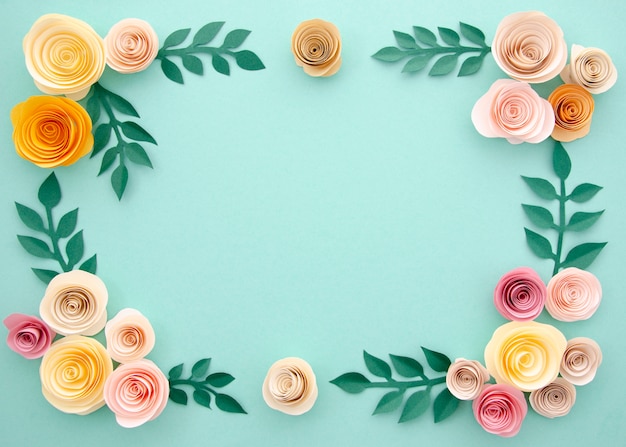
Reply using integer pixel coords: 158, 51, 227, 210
56, 208, 78, 238
398, 390, 430, 423
212, 54, 230, 76
65, 230, 84, 268
205, 373, 235, 388
393, 30, 418, 49
79, 254, 97, 274
521, 176, 558, 200
111, 164, 129, 201
233, 50, 265, 71
38, 173, 61, 209
106, 91, 139, 118
193, 389, 212, 408
168, 363, 184, 380
330, 372, 371, 393
15, 203, 45, 233
125, 143, 153, 168
372, 47, 406, 62
86, 94, 101, 124
182, 54, 204, 75
161, 57, 184, 84
553, 141, 571, 180
192, 358, 211, 378
169, 388, 188, 405
413, 26, 438, 47
17, 235, 54, 259
522, 204, 555, 229
162, 28, 191, 49
32, 268, 59, 284
458, 55, 484, 76
373, 390, 404, 415
192, 22, 225, 46
459, 22, 487, 47
561, 242, 607, 270
402, 54, 430, 73
438, 27, 460, 46
389, 354, 424, 378
429, 54, 458, 76
92, 123, 112, 157
98, 147, 119, 176
221, 29, 251, 49
433, 388, 459, 423
567, 211, 604, 232
215, 394, 247, 414
421, 347, 451, 372
120, 121, 157, 145
569, 183, 603, 203
364, 351, 392, 379
524, 228, 555, 260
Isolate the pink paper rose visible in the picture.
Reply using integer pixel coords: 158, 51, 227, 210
472, 384, 527, 437
105, 308, 155, 363
471, 79, 555, 144
445, 358, 490, 400
4, 313, 56, 359
104, 18, 159, 74
494, 267, 546, 321
546, 267, 602, 321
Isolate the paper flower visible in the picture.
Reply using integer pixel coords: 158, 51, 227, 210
262, 357, 318, 415
445, 358, 490, 400
104, 18, 159, 74
545, 267, 602, 321
40, 335, 113, 415
23, 14, 105, 100
484, 321, 567, 392
494, 267, 546, 321
560, 337, 602, 386
105, 308, 155, 363
529, 377, 576, 418
39, 270, 108, 336
472, 384, 527, 437
548, 84, 594, 143
561, 45, 618, 94
3, 313, 56, 359
291, 19, 342, 77
491, 11, 567, 83
471, 79, 555, 144
11, 95, 93, 168
104, 359, 168, 428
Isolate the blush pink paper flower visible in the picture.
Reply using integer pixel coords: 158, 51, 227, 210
104, 18, 159, 74
494, 267, 546, 321
3, 313, 56, 359
529, 377, 576, 418
560, 337, 602, 386
472, 384, 527, 437
471, 79, 555, 144
105, 308, 155, 363
445, 358, 490, 400
546, 267, 601, 321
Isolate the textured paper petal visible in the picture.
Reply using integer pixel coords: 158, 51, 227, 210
262, 357, 318, 415
529, 377, 576, 418
545, 267, 601, 321
445, 358, 490, 400
548, 84, 594, 142
291, 19, 342, 77
105, 308, 156, 363
472, 384, 527, 437
494, 267, 546, 321
560, 337, 602, 385
3, 313, 56, 359
104, 18, 159, 74
561, 44, 618, 94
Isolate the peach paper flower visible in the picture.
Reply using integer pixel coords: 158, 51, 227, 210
560, 337, 602, 386
445, 358, 490, 400
529, 377, 576, 418
291, 19, 342, 77
262, 357, 318, 415
40, 335, 113, 415
561, 45, 618, 94
546, 267, 602, 322
23, 14, 105, 100
105, 308, 155, 363
3, 313, 56, 359
492, 11, 567, 83
11, 95, 93, 168
104, 18, 159, 74
548, 84, 594, 142
471, 79, 555, 145
40, 270, 108, 336
104, 359, 169, 428
472, 384, 527, 437
494, 267, 546, 321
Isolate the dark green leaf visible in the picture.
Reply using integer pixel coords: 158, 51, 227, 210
429, 55, 458, 76
569, 183, 603, 203
92, 123, 112, 157
162, 28, 191, 49
192, 358, 211, 378
86, 94, 101, 124
106, 91, 139, 118
205, 372, 235, 388
398, 390, 430, 423
161, 57, 184, 84
212, 54, 230, 76
111, 164, 129, 201
65, 230, 84, 268
413, 26, 438, 47
521, 176, 558, 200
221, 29, 251, 49
567, 211, 604, 232
524, 228, 555, 260
421, 347, 451, 372
193, 389, 212, 408
15, 203, 45, 233
458, 55, 484, 76
372, 47, 406, 62
433, 388, 459, 423
32, 268, 59, 284
38, 173, 61, 209
373, 390, 404, 415
522, 204, 555, 229
168, 363, 184, 380
192, 22, 225, 46
389, 354, 424, 378
329, 372, 371, 393
120, 122, 157, 145
402, 54, 430, 73
561, 242, 607, 270
79, 254, 97, 274
125, 143, 153, 168
459, 22, 487, 47
17, 235, 54, 259
215, 394, 247, 414
56, 208, 78, 239
169, 387, 188, 405
553, 141, 571, 180
233, 50, 265, 71
182, 54, 204, 75
364, 351, 392, 379
98, 147, 119, 176
438, 27, 460, 46
393, 30, 418, 49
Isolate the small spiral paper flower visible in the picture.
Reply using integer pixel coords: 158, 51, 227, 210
3, 313, 56, 359
291, 19, 342, 77
529, 377, 576, 418
548, 84, 594, 143
39, 270, 108, 336
262, 357, 318, 415
560, 337, 602, 386
445, 358, 490, 400
104, 359, 169, 428
105, 308, 155, 363
104, 18, 159, 74
494, 267, 546, 321
546, 267, 602, 322
561, 44, 618, 94
472, 384, 527, 437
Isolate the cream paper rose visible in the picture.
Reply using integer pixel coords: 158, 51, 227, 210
561, 45, 618, 94
40, 270, 108, 336
546, 267, 602, 321
529, 377, 576, 418
105, 308, 155, 363
445, 358, 490, 400
262, 357, 318, 415
291, 19, 342, 77
560, 337, 602, 386
104, 18, 159, 74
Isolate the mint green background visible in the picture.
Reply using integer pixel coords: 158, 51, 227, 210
1, 0, 624, 445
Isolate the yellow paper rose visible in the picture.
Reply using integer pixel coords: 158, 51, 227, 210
11, 96, 93, 168
484, 321, 567, 392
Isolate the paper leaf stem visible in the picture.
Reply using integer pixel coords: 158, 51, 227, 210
168, 358, 247, 414
157, 22, 265, 84
372, 22, 491, 77
522, 140, 606, 275
15, 172, 97, 284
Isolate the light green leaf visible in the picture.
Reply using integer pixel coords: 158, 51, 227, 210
413, 26, 438, 47
372, 390, 404, 415
221, 29, 251, 49
111, 164, 129, 201
205, 373, 235, 388
31, 268, 59, 284
162, 28, 191, 49
120, 122, 157, 145
65, 230, 84, 268
402, 54, 430, 73
459, 22, 487, 47
215, 394, 247, 414
191, 358, 211, 378
421, 347, 451, 372
233, 50, 265, 71
79, 254, 97, 274
168, 363, 184, 380
192, 22, 225, 46
193, 389, 212, 408
364, 351, 392, 379
169, 388, 188, 405
17, 235, 54, 259
398, 390, 430, 423
433, 388, 459, 423
561, 242, 607, 270
161, 57, 184, 84
212, 54, 230, 76
15, 202, 45, 233
389, 354, 424, 378
521, 176, 558, 200
438, 27, 460, 46
429, 54, 458, 76
329, 372, 371, 394
56, 208, 78, 238
553, 141, 571, 180
38, 173, 61, 209
569, 183, 603, 203
393, 30, 418, 49
522, 204, 555, 229
182, 54, 204, 75
458, 55, 484, 76
567, 211, 604, 232
372, 47, 406, 62
524, 228, 555, 260
125, 143, 153, 168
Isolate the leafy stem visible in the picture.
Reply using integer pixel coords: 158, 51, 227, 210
361, 375, 447, 390
44, 206, 69, 272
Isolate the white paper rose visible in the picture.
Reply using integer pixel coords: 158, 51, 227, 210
262, 357, 318, 415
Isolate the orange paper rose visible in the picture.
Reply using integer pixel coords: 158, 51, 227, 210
11, 96, 93, 168
548, 84, 594, 142
291, 19, 342, 77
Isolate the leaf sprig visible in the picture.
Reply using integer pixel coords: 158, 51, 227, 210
15, 172, 97, 284
372, 23, 491, 77
330, 347, 459, 424
168, 358, 247, 414
523, 141, 606, 275
157, 22, 265, 84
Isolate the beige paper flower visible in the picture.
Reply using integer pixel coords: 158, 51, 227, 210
262, 357, 318, 415
105, 308, 155, 363
291, 19, 342, 77
23, 14, 106, 100
40, 335, 113, 415
546, 267, 602, 322
560, 337, 602, 386
561, 45, 618, 94
548, 84, 594, 142
446, 358, 490, 400
529, 377, 576, 418
40, 270, 108, 336
492, 11, 567, 83
104, 18, 159, 74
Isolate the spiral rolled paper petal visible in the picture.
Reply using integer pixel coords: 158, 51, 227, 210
529, 377, 576, 418
3, 313, 56, 359
494, 267, 546, 321
560, 337, 602, 386
548, 84, 594, 142
472, 384, 527, 437
291, 19, 342, 77
104, 18, 159, 73
105, 308, 156, 363
561, 44, 618, 94
546, 268, 602, 322
446, 358, 490, 400
262, 357, 318, 415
